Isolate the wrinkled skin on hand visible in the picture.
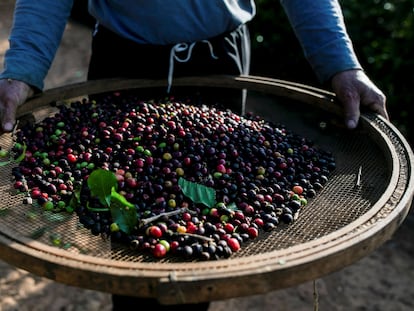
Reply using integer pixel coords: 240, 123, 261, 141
0, 79, 34, 134
331, 69, 388, 129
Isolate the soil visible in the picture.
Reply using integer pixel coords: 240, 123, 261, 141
1, 1, 414, 310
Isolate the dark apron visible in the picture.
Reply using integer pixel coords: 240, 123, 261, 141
87, 24, 251, 115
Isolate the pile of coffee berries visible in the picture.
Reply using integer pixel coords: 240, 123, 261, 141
11, 92, 335, 260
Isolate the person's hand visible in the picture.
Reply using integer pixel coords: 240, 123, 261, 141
0, 79, 34, 134
331, 69, 388, 129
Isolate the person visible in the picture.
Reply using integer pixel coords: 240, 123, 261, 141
0, 0, 388, 134
0, 1, 388, 310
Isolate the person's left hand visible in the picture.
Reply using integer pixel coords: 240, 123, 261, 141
0, 79, 34, 135
331, 69, 388, 129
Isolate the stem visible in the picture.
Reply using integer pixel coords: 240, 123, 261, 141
176, 232, 214, 242
87, 207, 110, 212
139, 207, 193, 227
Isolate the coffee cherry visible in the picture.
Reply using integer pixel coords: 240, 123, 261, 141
152, 243, 167, 258
226, 237, 240, 252
247, 226, 259, 239
147, 225, 163, 238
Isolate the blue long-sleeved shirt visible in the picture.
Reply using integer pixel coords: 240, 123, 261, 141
0, 0, 361, 91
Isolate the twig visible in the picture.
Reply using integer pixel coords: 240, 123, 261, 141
313, 280, 319, 311
356, 165, 362, 187
139, 207, 194, 227
177, 232, 214, 242
11, 119, 20, 140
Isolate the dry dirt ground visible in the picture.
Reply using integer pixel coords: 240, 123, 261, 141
1, 1, 414, 310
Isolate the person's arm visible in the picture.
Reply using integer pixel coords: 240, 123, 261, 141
279, 0, 361, 83
279, 0, 387, 128
0, 0, 74, 91
0, 0, 74, 132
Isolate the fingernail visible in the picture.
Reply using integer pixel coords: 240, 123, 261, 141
3, 122, 14, 132
346, 119, 357, 129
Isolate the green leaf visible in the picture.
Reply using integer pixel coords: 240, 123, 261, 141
87, 169, 118, 207
14, 142, 27, 163
85, 169, 137, 233
178, 177, 216, 208
0, 209, 10, 217
44, 213, 71, 223
227, 202, 238, 211
111, 189, 135, 208
69, 188, 81, 210
86, 202, 110, 212
87, 207, 110, 212
0, 142, 27, 166
29, 226, 49, 239
0, 160, 12, 167
110, 190, 137, 234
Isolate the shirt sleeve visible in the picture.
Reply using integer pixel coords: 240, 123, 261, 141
279, 0, 362, 83
0, 0, 74, 91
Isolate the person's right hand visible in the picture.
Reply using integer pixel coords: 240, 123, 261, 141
0, 79, 34, 134
331, 69, 388, 129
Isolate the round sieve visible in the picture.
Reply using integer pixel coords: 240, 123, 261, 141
0, 75, 412, 304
